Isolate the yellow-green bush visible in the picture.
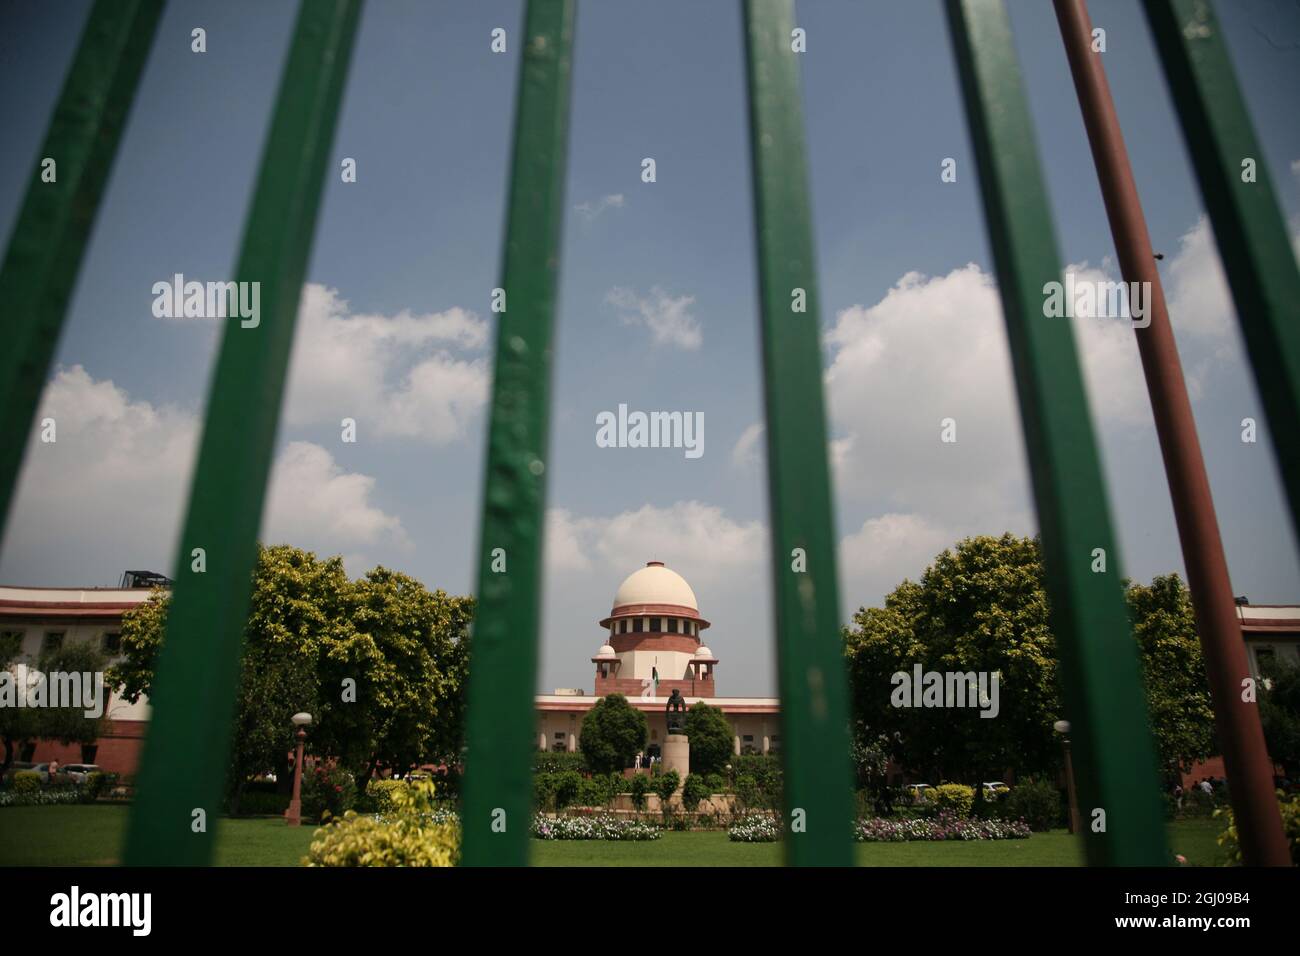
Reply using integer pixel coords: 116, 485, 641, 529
12, 771, 41, 793
363, 778, 406, 815
1216, 791, 1300, 866
303, 780, 459, 867
930, 783, 975, 816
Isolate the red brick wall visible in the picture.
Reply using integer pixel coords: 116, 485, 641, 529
23, 719, 146, 779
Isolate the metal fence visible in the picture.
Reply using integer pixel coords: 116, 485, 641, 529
0, 0, 1294, 866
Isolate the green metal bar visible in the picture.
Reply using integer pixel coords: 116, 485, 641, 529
124, 0, 362, 866
1142, 0, 1300, 550
945, 0, 1168, 866
0, 0, 164, 540
741, 0, 854, 866
461, 0, 575, 867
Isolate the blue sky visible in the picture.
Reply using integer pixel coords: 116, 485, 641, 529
2, 0, 1298, 696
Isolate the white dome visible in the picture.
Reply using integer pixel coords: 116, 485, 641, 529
694, 646, 713, 658
596, 644, 616, 657
612, 562, 698, 610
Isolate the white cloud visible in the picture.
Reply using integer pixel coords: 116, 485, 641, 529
1163, 216, 1235, 341
605, 286, 702, 350
838, 512, 955, 611
263, 441, 408, 550
546, 501, 764, 579
574, 193, 625, 222
283, 283, 489, 444
0, 366, 406, 584
730, 422, 764, 469
1060, 261, 1153, 426
822, 264, 1031, 523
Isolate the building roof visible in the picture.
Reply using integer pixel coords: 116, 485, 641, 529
612, 561, 698, 612
0, 586, 156, 620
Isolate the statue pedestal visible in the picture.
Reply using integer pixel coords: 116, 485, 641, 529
662, 734, 689, 789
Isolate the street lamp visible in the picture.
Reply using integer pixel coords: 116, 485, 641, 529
284, 712, 312, 827
1054, 719, 1080, 834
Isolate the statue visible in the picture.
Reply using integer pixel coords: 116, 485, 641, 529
665, 688, 686, 735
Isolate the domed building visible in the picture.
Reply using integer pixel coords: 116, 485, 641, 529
535, 561, 781, 759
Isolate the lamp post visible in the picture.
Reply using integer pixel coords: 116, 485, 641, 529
285, 712, 312, 827
1054, 720, 1080, 834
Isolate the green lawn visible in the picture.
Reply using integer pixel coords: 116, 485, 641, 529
532, 819, 1227, 867
0, 805, 317, 867
0, 805, 1227, 867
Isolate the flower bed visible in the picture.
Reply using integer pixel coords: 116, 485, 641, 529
725, 810, 1031, 843
727, 812, 781, 842
531, 813, 662, 841
0, 788, 88, 808
854, 811, 1030, 842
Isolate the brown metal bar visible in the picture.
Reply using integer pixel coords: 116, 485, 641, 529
1053, 0, 1288, 866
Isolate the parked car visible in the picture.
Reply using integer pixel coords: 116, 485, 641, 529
30, 762, 52, 783
982, 781, 1010, 796
60, 764, 102, 784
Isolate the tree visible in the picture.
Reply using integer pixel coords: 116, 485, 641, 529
843, 534, 1060, 788
1, 634, 108, 775
1123, 574, 1216, 778
683, 701, 733, 775
1259, 659, 1300, 776
842, 534, 1217, 789
579, 693, 647, 773
315, 566, 473, 784
109, 545, 473, 807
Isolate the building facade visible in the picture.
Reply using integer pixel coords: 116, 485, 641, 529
0, 581, 155, 774
535, 561, 781, 759
3, 568, 1294, 780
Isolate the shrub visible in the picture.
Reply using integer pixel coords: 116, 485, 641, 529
11, 771, 41, 794
630, 774, 650, 811
703, 773, 726, 794
575, 773, 620, 808
682, 703, 734, 775
533, 752, 586, 774
552, 770, 583, 810
301, 765, 357, 823
241, 790, 291, 815
1003, 779, 1061, 832
1217, 791, 1300, 866
360, 778, 407, 815
653, 769, 680, 806
531, 814, 661, 841
303, 780, 459, 867
734, 773, 759, 809
730, 755, 782, 808
931, 783, 975, 816
681, 774, 711, 812
728, 812, 781, 842
83, 771, 119, 800
579, 694, 648, 774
